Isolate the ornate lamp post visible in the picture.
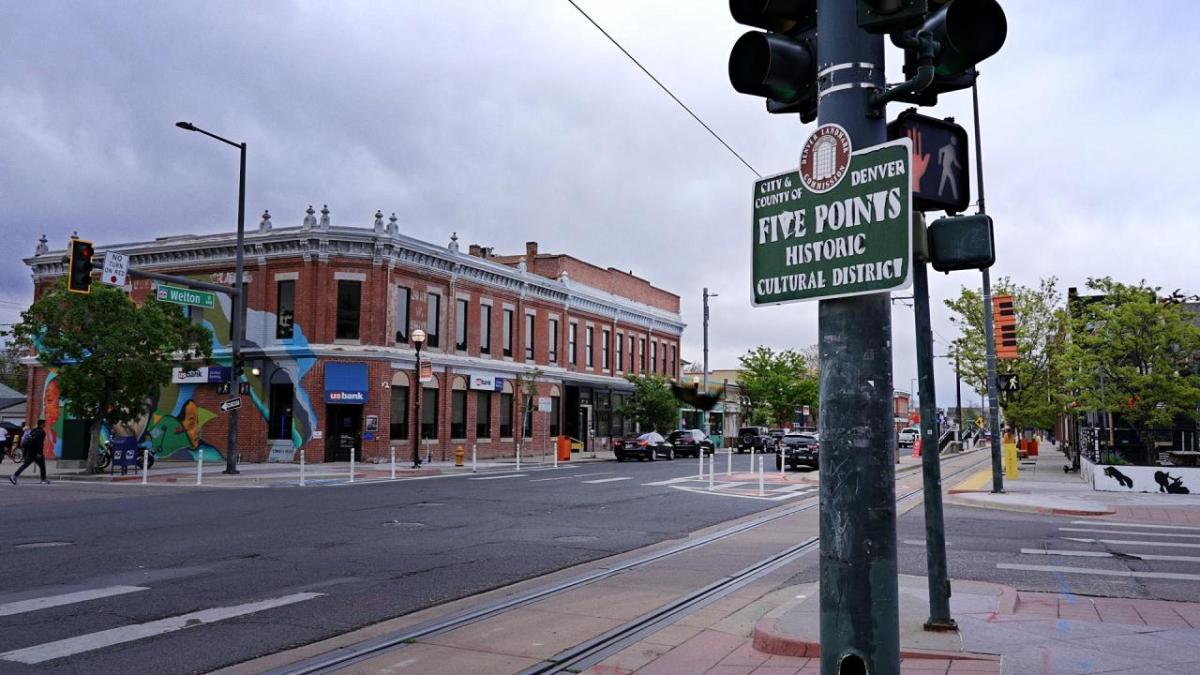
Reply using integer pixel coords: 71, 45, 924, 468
411, 329, 427, 468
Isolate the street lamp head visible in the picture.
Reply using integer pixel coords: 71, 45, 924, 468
175, 121, 196, 131
250, 366, 261, 377
411, 329, 427, 345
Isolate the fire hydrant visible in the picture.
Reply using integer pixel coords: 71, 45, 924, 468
455, 445, 465, 467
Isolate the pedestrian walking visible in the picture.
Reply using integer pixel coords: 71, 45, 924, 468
0, 425, 7, 465
9, 419, 48, 485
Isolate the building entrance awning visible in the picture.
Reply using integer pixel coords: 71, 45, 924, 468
325, 362, 368, 404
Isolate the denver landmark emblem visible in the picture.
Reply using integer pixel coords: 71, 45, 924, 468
799, 124, 852, 194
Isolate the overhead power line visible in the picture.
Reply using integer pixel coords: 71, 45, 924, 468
565, 0, 762, 178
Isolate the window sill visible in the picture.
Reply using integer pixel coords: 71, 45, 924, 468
476, 438, 492, 444
333, 339, 361, 345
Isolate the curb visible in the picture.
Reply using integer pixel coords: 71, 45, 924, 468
752, 616, 1000, 663
947, 493, 1115, 517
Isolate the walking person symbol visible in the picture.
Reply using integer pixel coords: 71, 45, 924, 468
937, 136, 961, 200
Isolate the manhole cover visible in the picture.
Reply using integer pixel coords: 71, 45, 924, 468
554, 536, 598, 543
383, 521, 425, 528
15, 541, 72, 549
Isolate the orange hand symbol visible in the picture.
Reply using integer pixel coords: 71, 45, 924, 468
907, 128, 929, 192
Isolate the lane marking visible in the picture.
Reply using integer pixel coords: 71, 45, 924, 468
0, 586, 149, 617
467, 474, 527, 481
1060, 527, 1200, 539
572, 472, 616, 478
529, 476, 576, 483
582, 477, 632, 484
776, 484, 813, 492
1062, 537, 1200, 549
1073, 520, 1200, 532
642, 477, 695, 486
1021, 548, 1200, 564
996, 562, 1200, 582
0, 592, 323, 664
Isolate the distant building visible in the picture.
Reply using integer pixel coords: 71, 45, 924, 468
0, 382, 25, 424
22, 212, 683, 463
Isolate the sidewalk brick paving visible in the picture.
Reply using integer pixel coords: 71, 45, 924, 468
1105, 505, 1200, 525
1012, 591, 1200, 628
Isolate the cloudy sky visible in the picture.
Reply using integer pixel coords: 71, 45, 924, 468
3, 1, 1197, 407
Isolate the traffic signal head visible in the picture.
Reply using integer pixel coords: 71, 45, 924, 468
927, 214, 994, 272
857, 0, 930, 34
899, 0, 1007, 105
728, 1, 818, 123
67, 238, 95, 294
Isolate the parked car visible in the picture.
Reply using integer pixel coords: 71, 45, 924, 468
736, 426, 773, 453
768, 428, 788, 449
897, 426, 920, 448
614, 431, 674, 462
667, 429, 715, 458
777, 432, 820, 470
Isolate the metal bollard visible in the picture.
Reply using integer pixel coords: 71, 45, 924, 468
299, 446, 306, 487
697, 448, 704, 479
142, 448, 149, 485
350, 447, 356, 484
758, 456, 765, 496
516, 444, 521, 471
472, 444, 477, 473
727, 448, 733, 476
196, 447, 203, 486
750, 447, 755, 477
390, 447, 396, 480
708, 453, 714, 490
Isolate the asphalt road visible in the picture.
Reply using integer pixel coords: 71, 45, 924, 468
896, 505, 1200, 603
0, 454, 803, 675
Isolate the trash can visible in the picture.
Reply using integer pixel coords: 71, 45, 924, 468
557, 435, 571, 462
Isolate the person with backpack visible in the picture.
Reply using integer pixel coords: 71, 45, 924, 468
8, 419, 48, 485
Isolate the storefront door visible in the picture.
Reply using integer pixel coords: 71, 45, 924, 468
325, 405, 362, 462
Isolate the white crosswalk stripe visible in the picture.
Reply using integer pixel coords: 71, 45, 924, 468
1070, 520, 1200, 532
0, 586, 149, 617
467, 473, 526, 480
1001, 520, 1200, 582
581, 477, 632, 484
1061, 537, 1200, 549
997, 563, 1200, 582
0, 592, 323, 664
1059, 527, 1200, 539
1021, 548, 1200, 564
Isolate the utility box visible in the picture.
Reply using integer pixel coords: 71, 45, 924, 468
60, 418, 92, 460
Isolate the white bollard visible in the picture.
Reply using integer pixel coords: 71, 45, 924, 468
750, 447, 756, 476
727, 448, 733, 476
779, 449, 786, 477
697, 449, 704, 479
299, 446, 306, 487
142, 448, 149, 485
390, 447, 396, 480
350, 447, 356, 484
708, 454, 714, 490
472, 444, 478, 473
758, 456, 765, 496
196, 448, 202, 486
516, 444, 521, 471
554, 442, 559, 469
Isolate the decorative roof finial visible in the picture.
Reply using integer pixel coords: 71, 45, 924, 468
559, 269, 570, 284
373, 210, 385, 233
259, 210, 272, 233
35, 234, 49, 255
517, 255, 527, 273
318, 205, 330, 231
387, 213, 398, 236
448, 232, 460, 253
302, 205, 317, 229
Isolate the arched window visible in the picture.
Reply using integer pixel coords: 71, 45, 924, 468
389, 372, 410, 441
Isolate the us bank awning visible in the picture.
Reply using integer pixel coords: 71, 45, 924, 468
325, 362, 368, 404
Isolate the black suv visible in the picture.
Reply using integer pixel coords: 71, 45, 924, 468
667, 429, 715, 458
736, 426, 773, 454
777, 432, 820, 470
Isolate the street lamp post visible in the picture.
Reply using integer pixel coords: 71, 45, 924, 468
177, 121, 246, 475
702, 288, 718, 436
411, 329, 427, 468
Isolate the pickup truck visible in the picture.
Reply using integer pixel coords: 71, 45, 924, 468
735, 426, 775, 454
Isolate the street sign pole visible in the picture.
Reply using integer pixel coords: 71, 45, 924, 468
815, 1, 899, 672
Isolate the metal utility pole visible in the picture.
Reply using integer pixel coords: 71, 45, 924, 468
816, 1, 899, 672
176, 121, 246, 475
970, 78, 1004, 493
702, 288, 717, 436
955, 352, 963, 433
912, 219, 955, 630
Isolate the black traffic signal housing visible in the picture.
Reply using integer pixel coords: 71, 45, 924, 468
728, 0, 818, 123
927, 214, 994, 272
67, 238, 95, 294
897, 0, 1007, 105
857, 0, 932, 33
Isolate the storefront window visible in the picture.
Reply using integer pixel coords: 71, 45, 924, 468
500, 393, 513, 438
389, 386, 408, 440
451, 390, 466, 438
549, 396, 560, 437
421, 387, 438, 439
476, 391, 491, 438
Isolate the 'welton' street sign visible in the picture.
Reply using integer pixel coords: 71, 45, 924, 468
751, 132, 912, 305
157, 284, 216, 309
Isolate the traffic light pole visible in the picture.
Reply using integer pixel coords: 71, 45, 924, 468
815, 1, 899, 673
971, 76, 1004, 493
702, 287, 712, 436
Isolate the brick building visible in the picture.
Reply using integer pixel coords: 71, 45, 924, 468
22, 207, 684, 463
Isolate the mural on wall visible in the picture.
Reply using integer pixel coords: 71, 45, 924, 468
1094, 463, 1195, 495
36, 276, 319, 460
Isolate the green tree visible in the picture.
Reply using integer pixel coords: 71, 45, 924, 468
944, 277, 1071, 431
9, 280, 213, 472
617, 374, 677, 434
737, 346, 818, 427
0, 344, 26, 392
1065, 278, 1200, 458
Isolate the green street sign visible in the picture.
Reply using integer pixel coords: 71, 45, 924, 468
156, 284, 216, 309
751, 129, 912, 305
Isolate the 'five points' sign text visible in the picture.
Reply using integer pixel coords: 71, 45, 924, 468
751, 125, 912, 305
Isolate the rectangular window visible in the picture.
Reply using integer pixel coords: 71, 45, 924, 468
389, 386, 409, 441
586, 327, 594, 368
426, 294, 441, 348
661, 342, 667, 373
548, 318, 559, 364
456, 298, 468, 352
669, 344, 676, 379
500, 393, 513, 438
276, 281, 295, 340
524, 313, 535, 360
640, 338, 646, 371
523, 399, 533, 438
421, 387, 438, 439
616, 334, 623, 372
629, 336, 635, 372
451, 390, 467, 438
476, 391, 491, 438
480, 304, 492, 355
395, 286, 410, 343
503, 309, 514, 357
569, 323, 578, 365
268, 383, 294, 439
651, 341, 658, 374
602, 329, 610, 370
335, 280, 361, 340
549, 396, 560, 438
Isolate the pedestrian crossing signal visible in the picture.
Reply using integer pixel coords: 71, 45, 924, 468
993, 295, 1018, 359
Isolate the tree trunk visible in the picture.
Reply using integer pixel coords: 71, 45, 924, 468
87, 413, 102, 474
